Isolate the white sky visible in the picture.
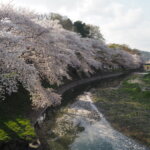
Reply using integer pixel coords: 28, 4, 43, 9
1, 0, 150, 52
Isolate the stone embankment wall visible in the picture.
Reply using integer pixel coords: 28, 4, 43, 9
34, 72, 124, 125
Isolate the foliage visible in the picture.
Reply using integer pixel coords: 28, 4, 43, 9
38, 13, 104, 40
143, 73, 150, 83
0, 5, 143, 108
108, 43, 140, 55
0, 85, 36, 141
73, 21, 90, 38
93, 74, 150, 146
87, 24, 104, 40
73, 21, 104, 40
50, 13, 73, 31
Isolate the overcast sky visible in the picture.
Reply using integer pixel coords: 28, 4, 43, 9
1, 0, 150, 52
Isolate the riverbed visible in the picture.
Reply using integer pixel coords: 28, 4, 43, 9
37, 74, 149, 150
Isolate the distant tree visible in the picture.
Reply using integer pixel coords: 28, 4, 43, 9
132, 49, 141, 55
50, 13, 73, 31
50, 13, 62, 21
73, 21, 104, 41
73, 21, 90, 37
108, 43, 139, 54
61, 18, 73, 31
39, 13, 104, 40
87, 24, 104, 41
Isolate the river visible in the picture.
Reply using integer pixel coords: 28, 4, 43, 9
37, 74, 150, 150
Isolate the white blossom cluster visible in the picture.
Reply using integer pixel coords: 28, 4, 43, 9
0, 6, 143, 108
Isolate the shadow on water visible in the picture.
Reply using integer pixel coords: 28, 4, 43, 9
37, 74, 130, 150
61, 74, 127, 106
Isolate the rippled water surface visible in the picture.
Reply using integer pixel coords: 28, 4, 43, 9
45, 91, 149, 150
69, 92, 149, 150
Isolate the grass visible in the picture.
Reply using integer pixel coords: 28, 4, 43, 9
142, 73, 150, 85
0, 85, 36, 142
93, 73, 150, 146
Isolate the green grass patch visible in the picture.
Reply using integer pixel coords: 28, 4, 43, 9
93, 73, 150, 146
0, 85, 36, 142
142, 73, 150, 85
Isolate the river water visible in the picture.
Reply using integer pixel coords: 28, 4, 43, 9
69, 92, 149, 150
40, 76, 149, 150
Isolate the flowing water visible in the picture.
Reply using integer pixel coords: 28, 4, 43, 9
40, 76, 149, 150
69, 92, 149, 150
44, 91, 149, 150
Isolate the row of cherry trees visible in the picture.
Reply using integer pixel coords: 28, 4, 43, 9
0, 6, 143, 108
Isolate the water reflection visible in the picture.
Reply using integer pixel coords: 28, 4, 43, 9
69, 92, 149, 150
46, 92, 149, 150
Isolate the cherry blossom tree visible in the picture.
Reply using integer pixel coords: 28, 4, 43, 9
0, 6, 143, 108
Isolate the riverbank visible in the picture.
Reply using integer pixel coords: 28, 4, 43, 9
36, 92, 149, 150
35, 71, 150, 150
34, 71, 127, 150
0, 85, 36, 144
0, 71, 125, 150
0, 71, 142, 149
92, 72, 150, 146
34, 71, 124, 125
